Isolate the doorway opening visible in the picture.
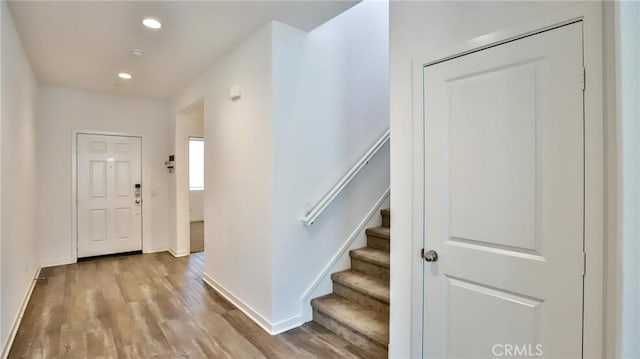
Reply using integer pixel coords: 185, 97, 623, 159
175, 99, 204, 256
188, 136, 205, 253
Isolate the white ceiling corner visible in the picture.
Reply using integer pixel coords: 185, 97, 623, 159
7, 0, 359, 99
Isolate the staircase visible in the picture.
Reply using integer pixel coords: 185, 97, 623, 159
311, 208, 390, 358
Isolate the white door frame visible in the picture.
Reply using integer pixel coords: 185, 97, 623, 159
71, 130, 144, 262
410, 3, 604, 357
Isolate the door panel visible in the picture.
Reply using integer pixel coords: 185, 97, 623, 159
116, 143, 131, 153
449, 62, 538, 251
90, 209, 107, 243
77, 134, 142, 257
115, 208, 132, 240
115, 161, 131, 197
447, 277, 542, 358
90, 141, 107, 153
90, 161, 106, 198
423, 23, 584, 358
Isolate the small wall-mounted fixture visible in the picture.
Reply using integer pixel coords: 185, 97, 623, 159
229, 85, 241, 101
165, 155, 175, 173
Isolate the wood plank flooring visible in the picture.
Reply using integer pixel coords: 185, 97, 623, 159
8, 252, 368, 358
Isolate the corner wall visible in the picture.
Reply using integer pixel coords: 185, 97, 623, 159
1, 2, 39, 352
170, 0, 390, 333
171, 23, 275, 325
270, 0, 389, 326
37, 87, 171, 266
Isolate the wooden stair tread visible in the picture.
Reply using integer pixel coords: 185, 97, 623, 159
381, 208, 390, 217
311, 294, 389, 347
350, 247, 390, 268
366, 226, 390, 240
332, 270, 389, 304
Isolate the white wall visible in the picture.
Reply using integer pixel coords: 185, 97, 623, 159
0, 3, 3, 348
37, 87, 170, 266
1, 1, 39, 352
390, 1, 607, 357
190, 191, 204, 222
170, 0, 389, 333
1, 2, 4, 347
171, 23, 275, 324
270, 0, 389, 325
617, 2, 640, 357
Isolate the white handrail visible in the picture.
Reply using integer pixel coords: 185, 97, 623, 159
301, 129, 390, 226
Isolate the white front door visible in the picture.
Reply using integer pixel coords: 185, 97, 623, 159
422, 22, 584, 358
77, 134, 142, 258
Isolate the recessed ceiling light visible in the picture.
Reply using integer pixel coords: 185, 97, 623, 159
118, 72, 132, 80
131, 49, 144, 57
142, 18, 162, 29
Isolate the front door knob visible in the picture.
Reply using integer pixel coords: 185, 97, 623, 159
424, 250, 438, 262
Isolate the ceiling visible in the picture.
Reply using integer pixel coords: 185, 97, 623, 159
7, 1, 358, 100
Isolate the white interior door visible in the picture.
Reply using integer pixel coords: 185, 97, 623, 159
77, 134, 142, 258
422, 23, 584, 358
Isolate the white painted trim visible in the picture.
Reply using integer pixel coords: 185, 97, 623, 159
143, 248, 169, 254
71, 130, 144, 263
183, 135, 192, 254
411, 57, 427, 359
202, 272, 300, 335
410, 3, 604, 358
270, 315, 304, 335
41, 257, 74, 268
301, 129, 390, 226
1, 267, 41, 359
168, 248, 189, 258
299, 188, 391, 321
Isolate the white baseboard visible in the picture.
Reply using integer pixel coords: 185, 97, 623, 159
271, 314, 304, 335
41, 256, 74, 268
168, 248, 189, 257
143, 247, 169, 254
202, 272, 303, 335
299, 187, 391, 322
2, 267, 41, 359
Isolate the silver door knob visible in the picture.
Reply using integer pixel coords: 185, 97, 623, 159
424, 250, 438, 262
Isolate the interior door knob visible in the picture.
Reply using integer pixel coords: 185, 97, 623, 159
424, 250, 438, 262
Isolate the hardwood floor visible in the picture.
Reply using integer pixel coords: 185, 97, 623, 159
8, 252, 368, 358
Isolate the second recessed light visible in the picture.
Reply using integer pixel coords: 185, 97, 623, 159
142, 18, 162, 29
118, 72, 132, 80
